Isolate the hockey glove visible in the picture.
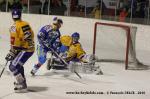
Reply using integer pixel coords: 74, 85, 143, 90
45, 40, 52, 48
5, 49, 18, 61
45, 43, 51, 49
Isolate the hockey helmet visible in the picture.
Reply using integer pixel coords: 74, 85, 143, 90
12, 9, 22, 19
52, 17, 63, 29
71, 32, 80, 38
60, 35, 72, 46
53, 17, 63, 25
71, 32, 80, 42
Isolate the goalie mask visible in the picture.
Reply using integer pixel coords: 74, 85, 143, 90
71, 32, 80, 43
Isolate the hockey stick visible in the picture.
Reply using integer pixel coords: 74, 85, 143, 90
49, 48, 82, 79
0, 61, 8, 78
74, 70, 82, 79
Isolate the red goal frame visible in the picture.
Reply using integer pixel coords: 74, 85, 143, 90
93, 22, 132, 70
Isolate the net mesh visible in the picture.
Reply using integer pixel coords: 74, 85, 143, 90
94, 22, 137, 68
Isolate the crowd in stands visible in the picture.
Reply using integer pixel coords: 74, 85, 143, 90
0, 0, 149, 24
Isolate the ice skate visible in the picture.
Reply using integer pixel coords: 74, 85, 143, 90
14, 74, 28, 93
30, 64, 39, 76
30, 69, 36, 76
14, 82, 28, 93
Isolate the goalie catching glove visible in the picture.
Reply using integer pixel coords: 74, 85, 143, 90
5, 49, 19, 61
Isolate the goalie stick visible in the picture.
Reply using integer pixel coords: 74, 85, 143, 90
49, 48, 82, 79
0, 61, 8, 78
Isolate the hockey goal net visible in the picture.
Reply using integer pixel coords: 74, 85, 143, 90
93, 22, 138, 69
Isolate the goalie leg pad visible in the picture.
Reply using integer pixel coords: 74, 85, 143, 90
68, 62, 80, 73
77, 62, 103, 74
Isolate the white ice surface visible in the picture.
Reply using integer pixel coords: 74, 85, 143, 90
0, 26, 150, 99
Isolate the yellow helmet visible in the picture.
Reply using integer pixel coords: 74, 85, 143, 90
60, 35, 72, 46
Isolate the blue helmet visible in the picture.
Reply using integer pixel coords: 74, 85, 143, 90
12, 9, 22, 19
71, 32, 80, 38
71, 32, 80, 43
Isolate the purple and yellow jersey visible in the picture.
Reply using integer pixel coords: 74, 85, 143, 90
67, 42, 86, 60
9, 20, 35, 52
60, 35, 86, 60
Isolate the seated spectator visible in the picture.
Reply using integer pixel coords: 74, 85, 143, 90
119, 8, 128, 22
91, 5, 101, 19
78, 5, 85, 17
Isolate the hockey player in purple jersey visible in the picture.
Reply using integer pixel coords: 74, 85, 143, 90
30, 17, 63, 75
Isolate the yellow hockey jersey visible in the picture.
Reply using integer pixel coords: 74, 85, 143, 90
67, 42, 86, 60
9, 20, 35, 52
60, 35, 86, 60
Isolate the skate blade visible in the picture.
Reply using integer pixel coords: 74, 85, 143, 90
14, 88, 28, 93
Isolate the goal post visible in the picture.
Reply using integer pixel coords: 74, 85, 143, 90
93, 22, 138, 70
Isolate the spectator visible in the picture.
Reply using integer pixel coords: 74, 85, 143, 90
51, 0, 60, 7
21, 0, 28, 13
22, 4, 28, 13
91, 5, 101, 19
9, 0, 22, 11
8, 0, 14, 11
50, 0, 67, 15
78, 5, 85, 17
39, 0, 48, 14
70, 0, 78, 11
136, 1, 146, 18
22, 3, 27, 13
128, 0, 137, 18
119, 8, 128, 22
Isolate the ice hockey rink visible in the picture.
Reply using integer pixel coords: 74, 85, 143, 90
0, 13, 150, 99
